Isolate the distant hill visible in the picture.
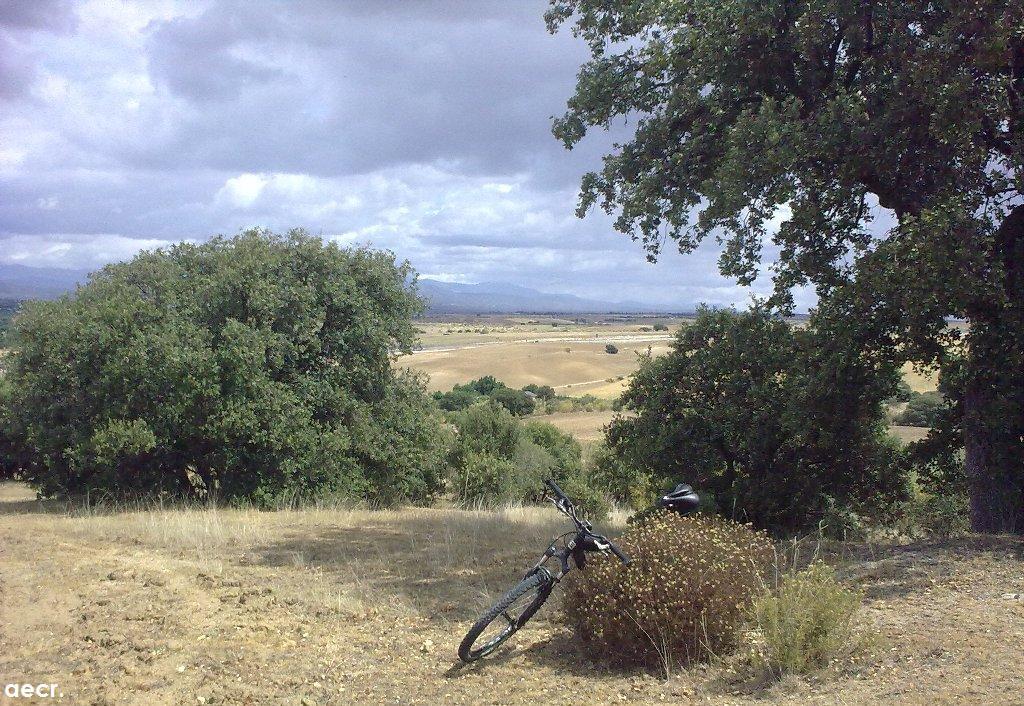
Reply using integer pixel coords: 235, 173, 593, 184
417, 279, 674, 314
0, 264, 677, 314
0, 264, 87, 299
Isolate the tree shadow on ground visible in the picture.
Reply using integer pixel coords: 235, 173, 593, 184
0, 483, 210, 518
779, 534, 1024, 602
252, 508, 575, 622
0, 482, 75, 516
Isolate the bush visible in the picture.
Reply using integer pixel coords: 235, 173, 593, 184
522, 383, 556, 400
437, 377, 543, 416
653, 323, 669, 332
0, 299, 19, 347
450, 401, 521, 463
747, 563, 863, 678
905, 492, 970, 538
558, 473, 610, 520
433, 387, 481, 412
886, 379, 914, 404
604, 307, 909, 533
522, 421, 582, 476
451, 452, 520, 507
2, 229, 450, 506
589, 442, 654, 509
490, 386, 536, 416
564, 511, 773, 671
894, 390, 946, 427
605, 344, 619, 354
448, 407, 606, 514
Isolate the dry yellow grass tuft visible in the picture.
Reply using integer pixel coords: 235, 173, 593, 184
747, 562, 865, 678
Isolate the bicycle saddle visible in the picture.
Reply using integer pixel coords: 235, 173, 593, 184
657, 483, 700, 514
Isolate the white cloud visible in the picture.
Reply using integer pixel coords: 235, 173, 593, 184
0, 0, 818, 311
0, 234, 173, 269
215, 173, 268, 208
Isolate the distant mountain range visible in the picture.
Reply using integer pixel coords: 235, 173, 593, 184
0, 264, 87, 299
416, 278, 674, 314
0, 264, 678, 314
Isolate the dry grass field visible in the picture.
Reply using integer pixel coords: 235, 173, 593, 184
2, 482, 1023, 705
405, 340, 671, 396
412, 317, 685, 349
900, 363, 939, 394
404, 317, 676, 395
536, 411, 618, 442
402, 318, 944, 447
406, 340, 663, 396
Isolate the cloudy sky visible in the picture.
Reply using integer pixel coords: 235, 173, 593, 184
0, 0, 808, 309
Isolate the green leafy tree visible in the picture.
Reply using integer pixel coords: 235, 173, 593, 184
894, 391, 947, 427
548, 0, 1024, 532
2, 229, 448, 506
605, 308, 907, 532
489, 386, 537, 416
468, 375, 506, 396
522, 383, 557, 400
433, 386, 482, 412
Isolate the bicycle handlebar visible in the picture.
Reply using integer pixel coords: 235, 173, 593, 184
608, 540, 631, 566
546, 478, 630, 565
544, 478, 569, 503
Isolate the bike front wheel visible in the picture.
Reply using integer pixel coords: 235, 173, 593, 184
458, 570, 554, 662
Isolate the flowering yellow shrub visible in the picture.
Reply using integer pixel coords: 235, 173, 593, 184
563, 511, 773, 669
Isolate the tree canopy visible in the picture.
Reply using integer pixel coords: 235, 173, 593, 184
549, 0, 1024, 532
605, 308, 907, 532
0, 229, 449, 506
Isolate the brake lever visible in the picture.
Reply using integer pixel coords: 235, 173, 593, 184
590, 532, 631, 566
550, 496, 573, 517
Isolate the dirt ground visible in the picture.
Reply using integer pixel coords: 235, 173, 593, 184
2, 482, 1023, 706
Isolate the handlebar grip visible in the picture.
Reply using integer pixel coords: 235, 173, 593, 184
545, 478, 569, 501
609, 542, 631, 566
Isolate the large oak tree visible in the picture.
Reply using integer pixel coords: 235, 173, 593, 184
548, 0, 1023, 531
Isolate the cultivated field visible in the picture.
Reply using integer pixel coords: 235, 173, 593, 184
403, 317, 942, 445
405, 317, 677, 396
2, 482, 1022, 705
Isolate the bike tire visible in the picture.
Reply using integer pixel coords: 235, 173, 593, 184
458, 571, 554, 662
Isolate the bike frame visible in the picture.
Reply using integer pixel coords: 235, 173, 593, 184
523, 480, 623, 582
524, 529, 588, 583
457, 478, 629, 663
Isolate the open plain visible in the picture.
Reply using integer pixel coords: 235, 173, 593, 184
403, 317, 940, 446
2, 482, 1023, 705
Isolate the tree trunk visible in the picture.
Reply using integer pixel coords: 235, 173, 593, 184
963, 205, 1024, 534
963, 372, 1001, 532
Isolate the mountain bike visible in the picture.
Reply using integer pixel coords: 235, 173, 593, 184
457, 479, 631, 662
